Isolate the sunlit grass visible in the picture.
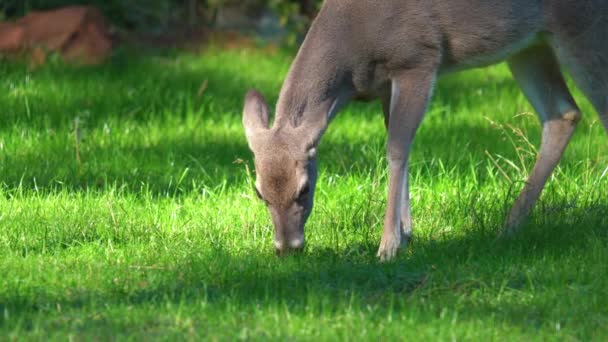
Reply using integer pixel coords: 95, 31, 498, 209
0, 48, 607, 340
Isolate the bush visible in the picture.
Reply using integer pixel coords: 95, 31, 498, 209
1, 0, 186, 31
1, 0, 323, 35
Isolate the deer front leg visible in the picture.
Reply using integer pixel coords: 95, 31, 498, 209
382, 94, 413, 244
377, 69, 436, 261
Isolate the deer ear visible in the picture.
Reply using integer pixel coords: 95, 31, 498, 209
243, 89, 270, 144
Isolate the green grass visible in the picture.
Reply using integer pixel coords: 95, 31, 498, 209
1, 47, 607, 340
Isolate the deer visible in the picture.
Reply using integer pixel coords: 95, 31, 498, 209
242, 0, 608, 261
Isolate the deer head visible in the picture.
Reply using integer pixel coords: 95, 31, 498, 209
242, 90, 325, 255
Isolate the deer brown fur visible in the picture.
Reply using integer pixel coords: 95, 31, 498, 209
243, 0, 608, 260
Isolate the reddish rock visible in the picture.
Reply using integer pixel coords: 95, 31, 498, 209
0, 6, 113, 65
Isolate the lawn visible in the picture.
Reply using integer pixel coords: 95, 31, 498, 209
1, 47, 607, 340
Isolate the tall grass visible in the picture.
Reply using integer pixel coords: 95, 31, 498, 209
0, 48, 607, 340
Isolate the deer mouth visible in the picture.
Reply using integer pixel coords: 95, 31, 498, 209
274, 236, 306, 256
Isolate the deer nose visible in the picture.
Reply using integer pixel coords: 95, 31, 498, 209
274, 237, 305, 256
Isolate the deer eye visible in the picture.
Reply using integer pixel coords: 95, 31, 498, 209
298, 183, 310, 199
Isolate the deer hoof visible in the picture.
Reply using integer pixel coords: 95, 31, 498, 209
499, 216, 523, 239
401, 225, 413, 247
377, 235, 400, 262
498, 225, 519, 240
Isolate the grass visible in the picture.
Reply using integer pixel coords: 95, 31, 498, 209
0, 47, 607, 340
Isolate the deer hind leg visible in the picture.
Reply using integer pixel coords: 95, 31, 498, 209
551, 33, 608, 135
503, 45, 581, 234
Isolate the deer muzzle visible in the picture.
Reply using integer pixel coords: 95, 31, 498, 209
270, 206, 306, 255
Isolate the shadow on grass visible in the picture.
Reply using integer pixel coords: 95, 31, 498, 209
0, 50, 274, 129
2, 208, 606, 335
1, 119, 536, 198
1, 50, 268, 193
0, 52, 540, 196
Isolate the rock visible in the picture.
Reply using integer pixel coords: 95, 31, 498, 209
0, 6, 113, 65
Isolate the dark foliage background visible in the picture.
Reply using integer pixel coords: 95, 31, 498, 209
0, 0, 323, 34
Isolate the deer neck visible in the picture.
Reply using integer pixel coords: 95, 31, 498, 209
274, 13, 354, 132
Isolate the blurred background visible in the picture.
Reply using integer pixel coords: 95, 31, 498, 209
0, 0, 324, 61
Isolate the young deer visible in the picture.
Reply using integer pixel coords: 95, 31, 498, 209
243, 0, 608, 261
